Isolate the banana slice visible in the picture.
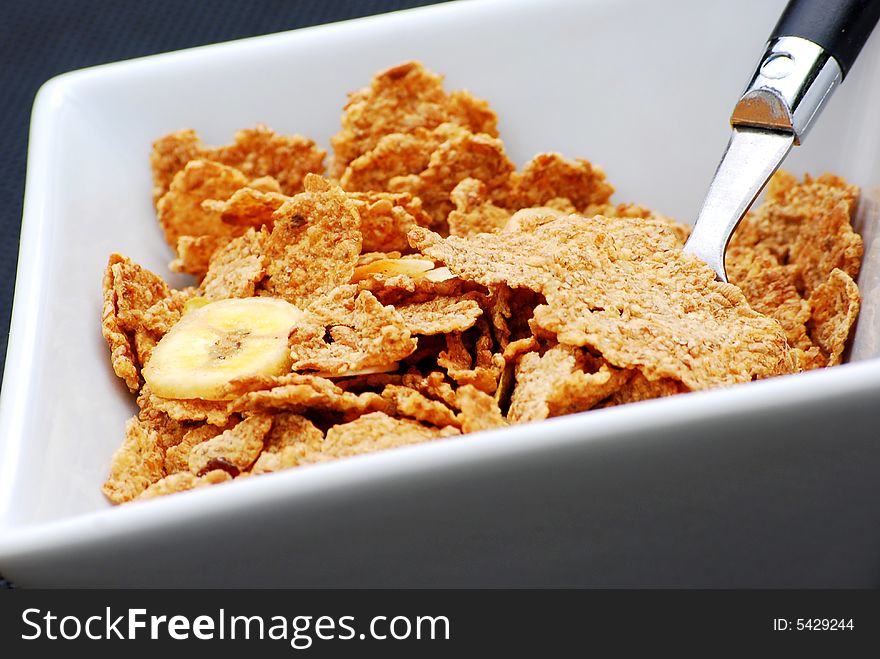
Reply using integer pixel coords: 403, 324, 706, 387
143, 297, 302, 400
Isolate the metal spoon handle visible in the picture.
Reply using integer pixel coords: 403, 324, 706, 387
733, 0, 880, 144
684, 0, 880, 281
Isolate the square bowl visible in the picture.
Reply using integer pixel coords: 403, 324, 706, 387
2, 0, 880, 587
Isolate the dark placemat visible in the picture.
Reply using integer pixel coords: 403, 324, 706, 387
0, 0, 449, 590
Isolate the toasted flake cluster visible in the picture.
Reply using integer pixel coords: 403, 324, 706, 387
152, 126, 326, 278
727, 171, 863, 368
101, 62, 863, 503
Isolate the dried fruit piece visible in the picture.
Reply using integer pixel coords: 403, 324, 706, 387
261, 175, 362, 306
143, 297, 303, 400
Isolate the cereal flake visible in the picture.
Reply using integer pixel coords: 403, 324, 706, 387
260, 175, 362, 306
320, 411, 460, 460
102, 254, 172, 391
102, 416, 165, 504
188, 414, 273, 476
411, 215, 796, 389
289, 285, 416, 376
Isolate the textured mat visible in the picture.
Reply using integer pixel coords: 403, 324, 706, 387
0, 0, 448, 590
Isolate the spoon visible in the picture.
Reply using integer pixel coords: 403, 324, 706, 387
683, 0, 880, 281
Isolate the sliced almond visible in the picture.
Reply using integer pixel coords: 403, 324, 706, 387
423, 266, 456, 282
351, 258, 435, 282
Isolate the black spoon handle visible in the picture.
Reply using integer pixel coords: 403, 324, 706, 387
770, 0, 880, 78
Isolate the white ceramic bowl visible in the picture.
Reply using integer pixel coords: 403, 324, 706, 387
2, 0, 879, 587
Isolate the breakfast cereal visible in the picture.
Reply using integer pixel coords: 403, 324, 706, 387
99, 61, 863, 504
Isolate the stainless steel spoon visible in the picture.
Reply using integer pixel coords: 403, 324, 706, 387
683, 0, 880, 281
